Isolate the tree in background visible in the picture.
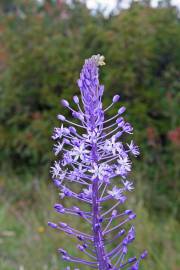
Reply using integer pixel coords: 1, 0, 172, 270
0, 0, 179, 215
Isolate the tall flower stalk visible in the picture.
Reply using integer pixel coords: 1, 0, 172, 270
48, 55, 147, 270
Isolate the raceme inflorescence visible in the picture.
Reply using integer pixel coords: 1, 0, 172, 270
48, 55, 147, 270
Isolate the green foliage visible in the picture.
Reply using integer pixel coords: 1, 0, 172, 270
0, 0, 179, 214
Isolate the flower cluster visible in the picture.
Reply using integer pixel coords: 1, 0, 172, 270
48, 54, 147, 270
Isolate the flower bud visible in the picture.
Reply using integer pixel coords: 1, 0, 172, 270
129, 213, 136, 220
53, 179, 61, 187
125, 209, 133, 215
63, 128, 70, 135
131, 262, 139, 270
57, 114, 66, 121
72, 111, 84, 121
77, 235, 84, 241
98, 217, 103, 223
59, 222, 68, 228
115, 131, 123, 138
69, 126, 77, 134
77, 244, 84, 251
63, 138, 70, 145
116, 117, 124, 124
113, 95, 120, 103
118, 119, 125, 128
123, 122, 133, 133
118, 106, 126, 114
99, 85, 104, 96
128, 257, 137, 263
118, 229, 125, 236
54, 204, 64, 213
58, 248, 67, 255
61, 99, 69, 107
62, 255, 70, 261
48, 222, 58, 229
73, 95, 79, 104
122, 245, 128, 254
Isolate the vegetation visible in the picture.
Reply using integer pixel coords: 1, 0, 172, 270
0, 174, 179, 270
0, 0, 179, 269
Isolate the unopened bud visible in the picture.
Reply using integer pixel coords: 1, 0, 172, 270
118, 106, 126, 114
73, 96, 79, 104
57, 114, 66, 121
113, 95, 120, 103
61, 99, 69, 107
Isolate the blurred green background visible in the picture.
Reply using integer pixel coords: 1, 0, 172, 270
0, 0, 179, 269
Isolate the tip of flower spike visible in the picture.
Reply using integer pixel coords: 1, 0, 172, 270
113, 95, 120, 103
57, 114, 66, 121
92, 54, 106, 66
61, 99, 69, 107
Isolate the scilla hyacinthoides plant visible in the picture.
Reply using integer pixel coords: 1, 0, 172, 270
48, 55, 147, 270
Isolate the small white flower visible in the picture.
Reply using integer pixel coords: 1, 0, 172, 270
89, 163, 111, 181
122, 180, 134, 192
92, 54, 106, 66
53, 142, 64, 156
104, 136, 122, 156
89, 163, 101, 180
127, 140, 140, 156
107, 186, 123, 200
117, 156, 131, 172
52, 124, 64, 140
50, 161, 61, 178
83, 185, 92, 198
62, 152, 73, 166
83, 129, 100, 143
71, 142, 89, 161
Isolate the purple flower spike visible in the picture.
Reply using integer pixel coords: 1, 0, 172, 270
49, 55, 147, 270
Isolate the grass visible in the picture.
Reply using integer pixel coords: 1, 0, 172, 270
0, 174, 179, 270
